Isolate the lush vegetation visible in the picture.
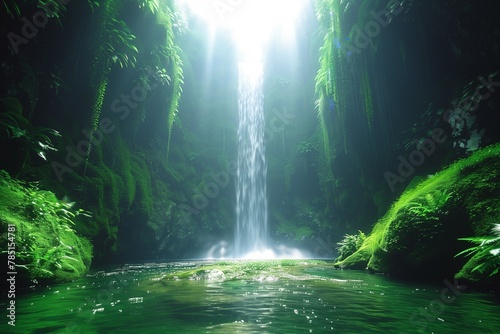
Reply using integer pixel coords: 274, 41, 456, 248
0, 171, 92, 282
1, 0, 191, 267
336, 231, 366, 262
336, 144, 500, 285
456, 224, 500, 279
0, 0, 499, 289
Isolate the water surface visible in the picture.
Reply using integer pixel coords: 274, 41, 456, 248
3, 261, 499, 333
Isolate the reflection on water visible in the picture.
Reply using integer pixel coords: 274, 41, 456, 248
2, 261, 499, 334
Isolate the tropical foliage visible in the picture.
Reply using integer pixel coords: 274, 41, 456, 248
0, 170, 92, 282
456, 224, 500, 277
336, 230, 366, 261
335, 143, 500, 282
0, 97, 60, 168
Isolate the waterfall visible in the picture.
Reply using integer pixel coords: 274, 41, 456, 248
235, 62, 268, 257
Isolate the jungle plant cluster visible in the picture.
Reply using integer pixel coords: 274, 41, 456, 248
311, 0, 500, 238
0, 170, 92, 282
312, 0, 403, 232
0, 0, 194, 264
336, 144, 500, 287
456, 223, 500, 278
335, 230, 366, 262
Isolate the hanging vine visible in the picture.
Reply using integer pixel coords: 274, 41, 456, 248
361, 67, 374, 130
314, 0, 395, 155
154, 0, 184, 159
88, 0, 139, 134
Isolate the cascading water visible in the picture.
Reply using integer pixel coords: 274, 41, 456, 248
235, 62, 268, 257
182, 0, 307, 259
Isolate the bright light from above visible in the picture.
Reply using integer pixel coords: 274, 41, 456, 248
180, 0, 307, 61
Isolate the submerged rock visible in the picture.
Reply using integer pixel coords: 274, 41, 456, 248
157, 259, 332, 283
190, 268, 226, 281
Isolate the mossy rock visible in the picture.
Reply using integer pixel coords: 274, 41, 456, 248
0, 170, 93, 283
337, 144, 500, 286
157, 259, 332, 282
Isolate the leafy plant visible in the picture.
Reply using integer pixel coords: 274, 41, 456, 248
407, 189, 452, 217
37, 0, 68, 28
103, 18, 139, 69
297, 141, 319, 155
336, 230, 366, 261
0, 97, 61, 169
136, 0, 160, 14
2, 0, 20, 18
0, 170, 93, 282
456, 224, 500, 277
24, 186, 91, 228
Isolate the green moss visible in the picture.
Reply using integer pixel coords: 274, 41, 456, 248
0, 170, 92, 283
337, 144, 500, 284
131, 154, 153, 217
159, 259, 331, 281
114, 133, 136, 209
361, 69, 374, 130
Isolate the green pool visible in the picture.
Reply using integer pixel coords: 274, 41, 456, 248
3, 261, 499, 333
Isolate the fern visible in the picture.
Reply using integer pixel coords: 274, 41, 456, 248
2, 0, 20, 18
0, 97, 61, 169
137, 0, 160, 14
407, 190, 452, 217
336, 230, 366, 261
456, 224, 500, 277
103, 18, 139, 69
